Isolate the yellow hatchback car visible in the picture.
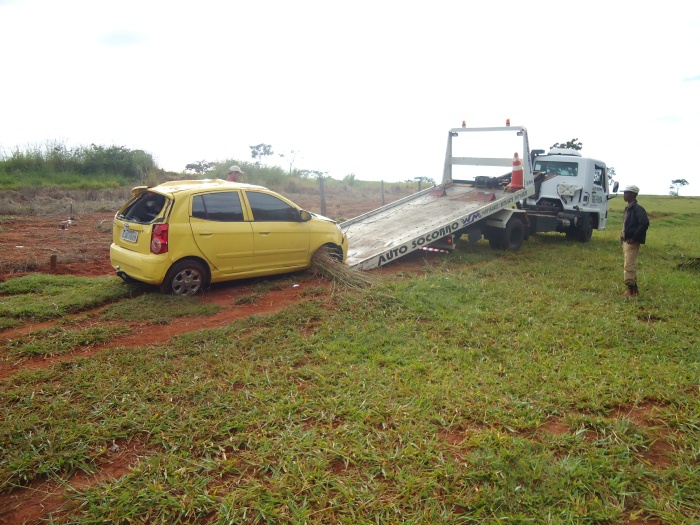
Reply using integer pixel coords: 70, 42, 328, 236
110, 180, 348, 295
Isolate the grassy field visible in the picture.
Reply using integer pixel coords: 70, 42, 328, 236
0, 196, 699, 524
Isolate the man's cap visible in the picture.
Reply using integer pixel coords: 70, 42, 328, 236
624, 185, 640, 194
228, 165, 244, 174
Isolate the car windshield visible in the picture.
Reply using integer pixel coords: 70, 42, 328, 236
118, 191, 168, 223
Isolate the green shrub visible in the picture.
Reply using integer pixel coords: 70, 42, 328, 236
0, 141, 156, 185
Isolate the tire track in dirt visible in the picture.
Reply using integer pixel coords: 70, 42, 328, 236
0, 278, 330, 381
0, 437, 147, 524
1, 247, 432, 381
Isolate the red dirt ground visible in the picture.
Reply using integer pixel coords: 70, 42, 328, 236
0, 214, 670, 525
0, 212, 430, 380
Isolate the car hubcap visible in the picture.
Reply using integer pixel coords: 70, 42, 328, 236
172, 269, 202, 296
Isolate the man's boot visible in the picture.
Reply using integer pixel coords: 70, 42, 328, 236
631, 284, 639, 297
624, 284, 635, 298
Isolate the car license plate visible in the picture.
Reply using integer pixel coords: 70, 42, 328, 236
120, 229, 138, 242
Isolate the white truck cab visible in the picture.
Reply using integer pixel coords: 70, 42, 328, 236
521, 147, 618, 241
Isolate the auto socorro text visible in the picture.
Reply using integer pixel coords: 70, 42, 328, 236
375, 192, 523, 266
376, 222, 461, 265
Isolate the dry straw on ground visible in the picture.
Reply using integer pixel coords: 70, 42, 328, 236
311, 247, 378, 290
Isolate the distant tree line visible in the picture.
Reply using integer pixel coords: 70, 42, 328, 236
0, 142, 156, 180
186, 143, 337, 181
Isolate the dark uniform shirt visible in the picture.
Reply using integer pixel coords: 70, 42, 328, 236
622, 200, 650, 244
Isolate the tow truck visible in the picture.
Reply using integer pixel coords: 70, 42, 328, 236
341, 122, 618, 270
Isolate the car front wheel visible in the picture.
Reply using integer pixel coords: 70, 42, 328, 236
160, 260, 208, 296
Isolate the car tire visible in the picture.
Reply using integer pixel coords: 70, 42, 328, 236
160, 260, 208, 296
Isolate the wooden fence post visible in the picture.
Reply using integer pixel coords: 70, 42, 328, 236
381, 181, 385, 206
319, 176, 327, 216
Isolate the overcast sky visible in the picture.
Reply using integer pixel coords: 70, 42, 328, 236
1, 0, 698, 196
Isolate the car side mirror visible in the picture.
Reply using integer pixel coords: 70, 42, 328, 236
299, 210, 312, 222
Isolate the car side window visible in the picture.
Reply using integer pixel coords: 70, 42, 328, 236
192, 192, 244, 222
246, 191, 301, 222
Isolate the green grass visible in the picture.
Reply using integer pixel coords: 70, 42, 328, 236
0, 171, 129, 190
99, 293, 221, 324
0, 274, 132, 321
0, 197, 698, 524
3, 322, 131, 358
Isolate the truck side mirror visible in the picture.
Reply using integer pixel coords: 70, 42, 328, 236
612, 181, 619, 193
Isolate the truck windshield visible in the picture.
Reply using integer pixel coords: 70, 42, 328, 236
534, 161, 578, 177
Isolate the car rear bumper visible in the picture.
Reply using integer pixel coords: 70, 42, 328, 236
110, 243, 169, 285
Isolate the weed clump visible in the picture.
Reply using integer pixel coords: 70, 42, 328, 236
677, 257, 700, 271
311, 247, 377, 290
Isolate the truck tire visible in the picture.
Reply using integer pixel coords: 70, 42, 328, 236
160, 260, 208, 296
489, 218, 525, 251
566, 213, 593, 243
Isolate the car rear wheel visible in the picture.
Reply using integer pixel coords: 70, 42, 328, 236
160, 260, 208, 296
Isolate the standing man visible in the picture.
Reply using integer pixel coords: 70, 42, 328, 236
621, 184, 650, 297
227, 165, 244, 182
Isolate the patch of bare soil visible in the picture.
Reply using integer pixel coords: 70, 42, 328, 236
0, 213, 115, 278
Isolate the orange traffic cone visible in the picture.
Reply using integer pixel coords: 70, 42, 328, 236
506, 152, 523, 191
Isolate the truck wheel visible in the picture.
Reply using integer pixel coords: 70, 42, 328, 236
577, 214, 593, 242
567, 214, 593, 243
489, 219, 525, 251
160, 260, 208, 296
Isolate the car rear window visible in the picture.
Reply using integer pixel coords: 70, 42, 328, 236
192, 192, 244, 222
118, 191, 168, 223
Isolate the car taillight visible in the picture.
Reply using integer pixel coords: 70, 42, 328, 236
151, 224, 169, 254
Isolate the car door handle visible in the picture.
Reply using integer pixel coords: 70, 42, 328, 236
258, 231, 271, 236
198, 231, 213, 236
